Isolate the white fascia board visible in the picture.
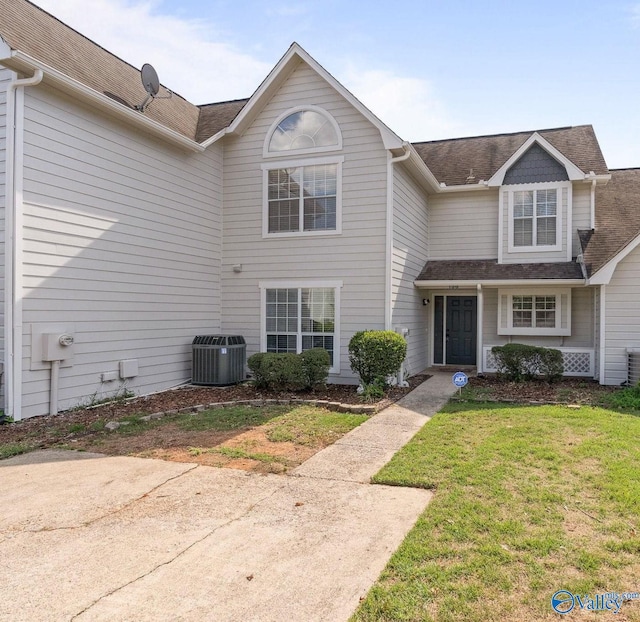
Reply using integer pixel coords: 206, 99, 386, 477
0, 50, 204, 153
487, 132, 585, 186
227, 42, 405, 150
200, 128, 227, 148
435, 182, 492, 193
588, 233, 640, 285
414, 279, 584, 288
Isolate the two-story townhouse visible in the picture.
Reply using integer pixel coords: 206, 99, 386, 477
1, 0, 639, 420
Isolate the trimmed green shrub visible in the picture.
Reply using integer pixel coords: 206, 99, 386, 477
491, 343, 564, 383
537, 347, 564, 383
348, 330, 407, 387
247, 352, 268, 388
261, 353, 307, 391
249, 349, 331, 391
299, 348, 331, 389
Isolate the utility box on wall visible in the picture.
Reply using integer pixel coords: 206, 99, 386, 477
42, 333, 74, 362
31, 325, 76, 370
119, 359, 139, 379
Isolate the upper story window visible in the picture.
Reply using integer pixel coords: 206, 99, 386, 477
266, 160, 341, 234
263, 107, 343, 238
513, 188, 557, 247
264, 106, 342, 157
506, 181, 567, 253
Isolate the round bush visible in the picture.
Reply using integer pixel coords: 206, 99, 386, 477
348, 330, 407, 386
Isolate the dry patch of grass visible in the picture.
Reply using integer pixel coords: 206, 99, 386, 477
0, 404, 367, 473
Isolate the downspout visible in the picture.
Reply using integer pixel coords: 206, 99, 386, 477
590, 178, 596, 230
386, 142, 411, 387
599, 284, 606, 384
385, 142, 411, 330
5, 68, 43, 421
476, 284, 483, 374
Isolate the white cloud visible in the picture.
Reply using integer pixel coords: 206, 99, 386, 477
339, 67, 459, 142
30, 0, 458, 142
32, 0, 271, 103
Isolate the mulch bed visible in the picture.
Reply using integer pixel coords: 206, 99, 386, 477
462, 374, 619, 405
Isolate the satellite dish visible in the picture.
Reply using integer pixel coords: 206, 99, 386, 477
141, 63, 160, 97
135, 63, 171, 112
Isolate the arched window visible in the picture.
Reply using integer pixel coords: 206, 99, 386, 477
266, 107, 341, 155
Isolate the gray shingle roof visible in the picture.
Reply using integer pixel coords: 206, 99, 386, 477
196, 99, 249, 143
416, 259, 584, 282
412, 125, 609, 187
580, 168, 640, 276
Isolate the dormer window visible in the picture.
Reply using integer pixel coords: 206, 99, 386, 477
506, 181, 567, 253
513, 187, 557, 247
265, 106, 341, 157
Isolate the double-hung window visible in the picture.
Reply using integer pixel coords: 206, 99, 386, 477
506, 182, 567, 253
261, 282, 341, 372
512, 295, 556, 328
512, 188, 558, 247
498, 289, 571, 336
266, 162, 340, 234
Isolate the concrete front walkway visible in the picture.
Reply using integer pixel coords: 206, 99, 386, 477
0, 372, 457, 622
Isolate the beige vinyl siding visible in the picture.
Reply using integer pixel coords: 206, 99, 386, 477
428, 190, 498, 259
482, 286, 593, 348
572, 183, 591, 256
221, 61, 388, 382
392, 164, 429, 376
0, 69, 11, 404
604, 244, 640, 385
20, 87, 222, 417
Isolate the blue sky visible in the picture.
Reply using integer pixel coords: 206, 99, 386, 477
34, 0, 640, 167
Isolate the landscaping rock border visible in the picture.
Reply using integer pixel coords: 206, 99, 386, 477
105, 398, 377, 431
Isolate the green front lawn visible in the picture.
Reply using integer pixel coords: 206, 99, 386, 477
353, 402, 640, 621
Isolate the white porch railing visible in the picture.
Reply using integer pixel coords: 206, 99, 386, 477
483, 346, 595, 377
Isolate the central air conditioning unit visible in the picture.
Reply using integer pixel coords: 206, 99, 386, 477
192, 335, 246, 386
627, 348, 640, 386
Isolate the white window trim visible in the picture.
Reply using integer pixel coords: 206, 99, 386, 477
497, 287, 571, 336
506, 181, 568, 253
263, 105, 343, 158
261, 156, 344, 238
259, 280, 343, 374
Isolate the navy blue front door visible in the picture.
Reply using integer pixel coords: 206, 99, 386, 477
446, 297, 477, 365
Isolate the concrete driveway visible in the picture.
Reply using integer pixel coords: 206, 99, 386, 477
0, 372, 456, 621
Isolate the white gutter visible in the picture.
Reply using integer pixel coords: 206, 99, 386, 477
5, 67, 44, 421
599, 285, 606, 383
385, 142, 412, 329
589, 177, 596, 229
415, 278, 584, 288
436, 181, 491, 193
0, 50, 204, 153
